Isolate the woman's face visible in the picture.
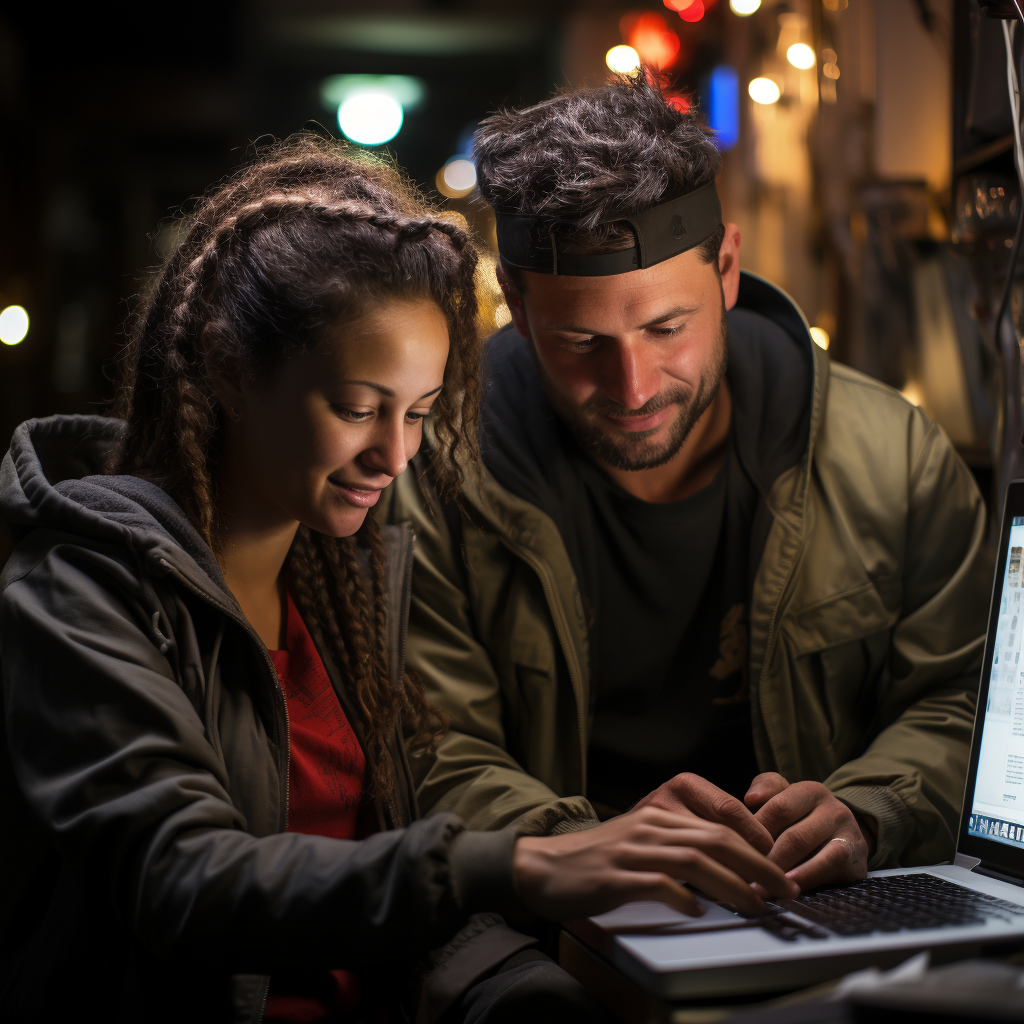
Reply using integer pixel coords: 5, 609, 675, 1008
222, 296, 450, 538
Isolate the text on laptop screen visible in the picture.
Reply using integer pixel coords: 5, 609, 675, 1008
970, 515, 1024, 849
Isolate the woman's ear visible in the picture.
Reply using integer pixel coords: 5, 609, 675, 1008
201, 325, 245, 421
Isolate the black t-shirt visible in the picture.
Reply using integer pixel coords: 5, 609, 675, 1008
479, 307, 812, 813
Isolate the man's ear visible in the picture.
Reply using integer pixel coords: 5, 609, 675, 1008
496, 263, 531, 340
718, 222, 742, 311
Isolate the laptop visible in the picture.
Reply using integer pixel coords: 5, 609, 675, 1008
566, 481, 1024, 1000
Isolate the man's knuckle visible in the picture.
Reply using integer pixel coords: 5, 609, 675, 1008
711, 795, 743, 818
675, 847, 699, 868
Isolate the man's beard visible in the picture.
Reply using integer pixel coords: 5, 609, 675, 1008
538, 308, 728, 473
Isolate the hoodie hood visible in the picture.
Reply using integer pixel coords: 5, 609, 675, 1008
1, 415, 230, 600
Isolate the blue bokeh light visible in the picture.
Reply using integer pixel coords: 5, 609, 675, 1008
707, 66, 740, 151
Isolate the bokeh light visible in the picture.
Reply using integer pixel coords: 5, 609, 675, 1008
663, 0, 695, 11
748, 77, 781, 105
606, 44, 641, 74
337, 91, 404, 146
707, 66, 739, 150
437, 158, 478, 198
809, 327, 830, 350
679, 1, 705, 23
623, 12, 680, 70
730, 0, 761, 13
0, 305, 29, 346
900, 381, 924, 407
787, 43, 816, 70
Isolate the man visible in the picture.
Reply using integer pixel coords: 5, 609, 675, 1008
385, 75, 987, 891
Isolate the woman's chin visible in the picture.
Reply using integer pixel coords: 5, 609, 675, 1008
327, 507, 372, 540
315, 506, 370, 539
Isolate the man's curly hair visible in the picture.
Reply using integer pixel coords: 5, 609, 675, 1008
474, 72, 724, 277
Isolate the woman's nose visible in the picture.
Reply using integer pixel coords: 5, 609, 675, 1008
361, 418, 408, 479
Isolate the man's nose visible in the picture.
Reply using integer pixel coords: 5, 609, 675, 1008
601, 339, 660, 411
362, 418, 408, 479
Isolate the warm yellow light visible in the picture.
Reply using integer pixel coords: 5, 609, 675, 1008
440, 158, 477, 198
0, 305, 29, 346
729, 0, 761, 14
809, 326, 830, 350
901, 381, 924, 407
494, 304, 512, 329
606, 45, 641, 74
748, 77, 781, 104
787, 43, 816, 70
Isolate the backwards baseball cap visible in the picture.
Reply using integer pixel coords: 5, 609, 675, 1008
493, 179, 722, 277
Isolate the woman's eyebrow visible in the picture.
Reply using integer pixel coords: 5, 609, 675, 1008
338, 379, 443, 399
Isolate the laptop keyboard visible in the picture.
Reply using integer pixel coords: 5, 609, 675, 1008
774, 874, 1024, 938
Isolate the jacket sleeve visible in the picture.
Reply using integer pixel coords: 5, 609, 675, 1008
384, 468, 597, 836
0, 541, 518, 972
825, 414, 987, 868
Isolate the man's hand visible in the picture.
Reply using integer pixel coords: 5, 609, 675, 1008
633, 773, 775, 856
744, 773, 873, 890
513, 805, 800, 922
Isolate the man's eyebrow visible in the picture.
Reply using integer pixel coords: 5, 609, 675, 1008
338, 379, 444, 399
541, 305, 701, 333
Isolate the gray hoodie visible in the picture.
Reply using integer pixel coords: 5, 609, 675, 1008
0, 415, 520, 1024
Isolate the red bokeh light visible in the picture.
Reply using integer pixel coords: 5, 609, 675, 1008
680, 0, 705, 22
665, 93, 692, 113
663, 0, 695, 10
620, 11, 681, 70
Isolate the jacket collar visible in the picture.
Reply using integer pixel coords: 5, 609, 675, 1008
735, 271, 830, 467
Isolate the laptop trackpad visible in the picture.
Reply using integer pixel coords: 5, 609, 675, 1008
589, 898, 752, 935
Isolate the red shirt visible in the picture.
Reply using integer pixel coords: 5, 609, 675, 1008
263, 592, 369, 1023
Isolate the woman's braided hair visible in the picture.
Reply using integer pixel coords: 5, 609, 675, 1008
113, 134, 481, 809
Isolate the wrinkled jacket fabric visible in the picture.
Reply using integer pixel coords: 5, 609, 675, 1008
0, 415, 519, 1024
384, 273, 989, 869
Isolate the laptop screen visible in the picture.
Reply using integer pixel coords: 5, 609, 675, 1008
968, 514, 1024, 851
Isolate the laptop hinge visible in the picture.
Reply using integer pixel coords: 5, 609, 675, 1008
974, 864, 1024, 888
954, 853, 982, 871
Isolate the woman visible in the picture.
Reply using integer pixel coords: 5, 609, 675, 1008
0, 136, 796, 1023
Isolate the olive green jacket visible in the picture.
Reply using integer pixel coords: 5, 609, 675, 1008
384, 273, 989, 869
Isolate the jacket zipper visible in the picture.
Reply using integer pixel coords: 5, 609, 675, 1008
155, 558, 291, 826
155, 558, 289, 1024
499, 540, 589, 795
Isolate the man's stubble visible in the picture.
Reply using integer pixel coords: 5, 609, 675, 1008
532, 300, 729, 474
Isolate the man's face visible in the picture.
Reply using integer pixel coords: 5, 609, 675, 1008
505, 238, 738, 473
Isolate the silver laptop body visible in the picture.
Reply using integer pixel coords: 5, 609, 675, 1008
567, 482, 1024, 999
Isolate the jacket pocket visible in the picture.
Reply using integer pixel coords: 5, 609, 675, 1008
783, 573, 900, 659
777, 581, 897, 770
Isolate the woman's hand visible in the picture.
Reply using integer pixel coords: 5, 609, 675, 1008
512, 805, 801, 921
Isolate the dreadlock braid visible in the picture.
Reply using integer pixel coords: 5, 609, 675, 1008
114, 133, 478, 811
